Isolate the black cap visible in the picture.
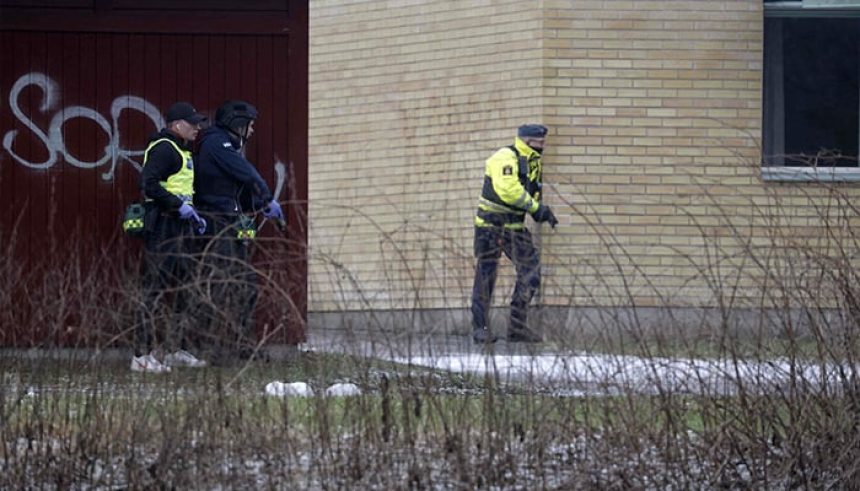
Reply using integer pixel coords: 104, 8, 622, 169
517, 124, 548, 138
165, 102, 207, 124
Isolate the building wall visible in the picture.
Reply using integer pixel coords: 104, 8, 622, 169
542, 0, 764, 307
310, 0, 550, 315
308, 1, 860, 327
0, 1, 309, 345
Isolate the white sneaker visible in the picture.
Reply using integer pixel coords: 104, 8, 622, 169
163, 349, 207, 368
131, 354, 171, 373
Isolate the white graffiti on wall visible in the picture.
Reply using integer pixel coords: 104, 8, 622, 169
1, 72, 285, 195
2, 72, 163, 180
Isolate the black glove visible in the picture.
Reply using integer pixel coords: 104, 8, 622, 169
532, 204, 558, 229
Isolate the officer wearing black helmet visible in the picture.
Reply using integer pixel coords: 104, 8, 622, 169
194, 100, 281, 218
193, 99, 284, 362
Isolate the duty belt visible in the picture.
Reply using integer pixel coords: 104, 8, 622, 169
476, 208, 525, 227
143, 194, 192, 205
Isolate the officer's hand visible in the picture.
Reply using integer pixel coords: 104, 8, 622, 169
196, 216, 208, 235
178, 203, 201, 222
547, 210, 558, 229
263, 200, 284, 220
532, 205, 558, 229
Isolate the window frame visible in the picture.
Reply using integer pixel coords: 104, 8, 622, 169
762, 1, 860, 182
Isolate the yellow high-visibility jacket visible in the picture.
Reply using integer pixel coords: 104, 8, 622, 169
474, 137, 543, 229
143, 137, 194, 201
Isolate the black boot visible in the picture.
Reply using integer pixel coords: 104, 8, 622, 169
473, 327, 499, 344
507, 327, 543, 343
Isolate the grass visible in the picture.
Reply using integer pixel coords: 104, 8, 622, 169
3, 342, 859, 488
5, 159, 860, 488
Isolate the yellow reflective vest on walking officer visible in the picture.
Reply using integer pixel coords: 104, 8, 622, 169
142, 137, 194, 202
475, 137, 542, 230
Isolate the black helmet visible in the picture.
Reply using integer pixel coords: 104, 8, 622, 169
215, 100, 258, 132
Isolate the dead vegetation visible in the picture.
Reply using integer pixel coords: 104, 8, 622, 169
2, 170, 860, 489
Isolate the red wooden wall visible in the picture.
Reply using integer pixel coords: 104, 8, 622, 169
0, 0, 308, 345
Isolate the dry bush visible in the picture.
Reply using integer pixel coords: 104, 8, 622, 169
3, 163, 860, 489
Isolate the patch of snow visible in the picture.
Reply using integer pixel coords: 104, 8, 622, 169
325, 382, 361, 397
391, 352, 857, 395
264, 381, 313, 397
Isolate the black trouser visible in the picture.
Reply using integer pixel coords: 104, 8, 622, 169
195, 213, 258, 355
470, 226, 541, 333
136, 207, 197, 356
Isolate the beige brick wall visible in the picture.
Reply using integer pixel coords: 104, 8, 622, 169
309, 0, 860, 316
310, 0, 553, 313
542, 0, 766, 307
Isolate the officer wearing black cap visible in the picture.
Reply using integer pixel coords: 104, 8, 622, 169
471, 123, 558, 344
133, 101, 209, 373
193, 99, 284, 362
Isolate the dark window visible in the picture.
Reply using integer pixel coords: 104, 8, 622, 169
763, 12, 860, 167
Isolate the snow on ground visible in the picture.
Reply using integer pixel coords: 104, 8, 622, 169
305, 329, 856, 395
265, 381, 314, 397
388, 351, 855, 395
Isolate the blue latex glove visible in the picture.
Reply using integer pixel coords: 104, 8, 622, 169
195, 216, 207, 235
262, 200, 283, 221
178, 203, 207, 233
178, 203, 198, 221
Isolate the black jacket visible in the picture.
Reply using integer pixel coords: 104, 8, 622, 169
193, 125, 273, 214
139, 129, 190, 212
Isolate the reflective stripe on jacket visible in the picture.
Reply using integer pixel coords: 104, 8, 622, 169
475, 137, 542, 229
143, 138, 194, 202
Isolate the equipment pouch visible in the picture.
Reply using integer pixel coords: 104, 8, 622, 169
122, 202, 146, 238
236, 214, 257, 240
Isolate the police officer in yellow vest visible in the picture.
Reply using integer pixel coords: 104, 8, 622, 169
471, 124, 558, 344
132, 102, 209, 373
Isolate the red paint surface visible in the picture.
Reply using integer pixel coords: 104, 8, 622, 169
0, 1, 308, 346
